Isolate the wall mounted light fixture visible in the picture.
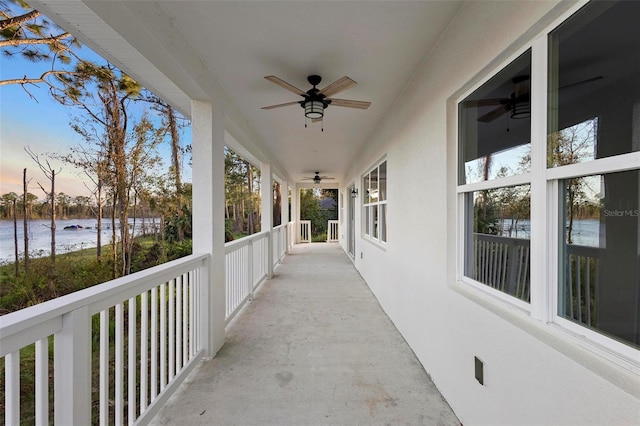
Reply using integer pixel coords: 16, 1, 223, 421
351, 188, 358, 198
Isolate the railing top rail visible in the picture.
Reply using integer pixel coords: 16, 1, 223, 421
566, 243, 602, 257
224, 231, 269, 254
0, 253, 209, 344
473, 233, 530, 245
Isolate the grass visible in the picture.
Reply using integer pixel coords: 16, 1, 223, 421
0, 236, 193, 425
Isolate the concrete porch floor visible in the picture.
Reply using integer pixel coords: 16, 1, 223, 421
151, 243, 459, 425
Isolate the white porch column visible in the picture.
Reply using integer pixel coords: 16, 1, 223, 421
191, 100, 225, 357
281, 180, 289, 253
292, 183, 299, 243
281, 180, 289, 224
261, 162, 274, 278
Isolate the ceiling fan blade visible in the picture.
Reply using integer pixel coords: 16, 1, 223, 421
319, 76, 357, 97
463, 98, 509, 107
264, 76, 305, 96
328, 98, 371, 109
559, 75, 603, 90
261, 101, 300, 110
478, 105, 509, 123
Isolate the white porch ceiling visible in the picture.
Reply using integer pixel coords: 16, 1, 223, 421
32, 1, 465, 184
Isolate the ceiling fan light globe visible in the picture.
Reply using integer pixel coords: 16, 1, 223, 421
510, 99, 531, 119
305, 100, 324, 119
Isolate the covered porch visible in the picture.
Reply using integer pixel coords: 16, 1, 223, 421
2, 1, 639, 425
152, 243, 457, 425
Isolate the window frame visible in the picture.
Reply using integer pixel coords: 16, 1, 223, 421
362, 158, 388, 246
455, 1, 640, 366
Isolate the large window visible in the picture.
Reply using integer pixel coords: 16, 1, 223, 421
363, 160, 387, 244
459, 50, 532, 305
458, 0, 639, 355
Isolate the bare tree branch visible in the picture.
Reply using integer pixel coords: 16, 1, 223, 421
0, 9, 40, 30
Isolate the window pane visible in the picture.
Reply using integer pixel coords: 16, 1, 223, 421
380, 204, 387, 242
372, 205, 379, 239
364, 205, 370, 236
548, 1, 640, 167
379, 161, 387, 201
559, 170, 639, 348
459, 51, 532, 185
370, 167, 378, 203
464, 184, 531, 302
364, 173, 371, 204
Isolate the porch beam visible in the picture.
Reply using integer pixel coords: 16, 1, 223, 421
191, 100, 226, 357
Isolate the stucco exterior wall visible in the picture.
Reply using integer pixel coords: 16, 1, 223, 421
342, 1, 640, 424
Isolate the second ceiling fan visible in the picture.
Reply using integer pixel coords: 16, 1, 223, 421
302, 172, 335, 184
262, 75, 371, 121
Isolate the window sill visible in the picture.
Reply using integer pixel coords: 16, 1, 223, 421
362, 235, 387, 251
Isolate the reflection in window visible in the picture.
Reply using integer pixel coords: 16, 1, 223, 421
548, 118, 598, 168
464, 143, 530, 184
464, 184, 531, 302
459, 50, 531, 185
548, 1, 640, 165
559, 170, 639, 348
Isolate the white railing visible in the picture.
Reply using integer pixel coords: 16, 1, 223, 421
224, 232, 269, 323
473, 233, 530, 302
564, 244, 601, 327
0, 254, 209, 426
272, 223, 288, 267
288, 221, 296, 250
299, 220, 311, 243
327, 220, 339, 242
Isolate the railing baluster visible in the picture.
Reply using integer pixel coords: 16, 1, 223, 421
577, 256, 583, 323
115, 303, 124, 426
169, 278, 175, 381
99, 309, 109, 426
35, 338, 48, 426
183, 274, 189, 365
176, 276, 183, 371
128, 297, 137, 425
568, 255, 574, 318
5, 351, 20, 425
141, 291, 148, 411
151, 286, 158, 399
160, 282, 167, 390
189, 270, 195, 357
585, 257, 591, 325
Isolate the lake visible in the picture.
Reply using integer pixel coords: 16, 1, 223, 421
498, 218, 600, 247
0, 218, 160, 264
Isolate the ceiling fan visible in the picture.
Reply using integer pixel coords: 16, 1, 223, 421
302, 172, 335, 184
262, 75, 371, 122
464, 75, 603, 123
464, 75, 531, 123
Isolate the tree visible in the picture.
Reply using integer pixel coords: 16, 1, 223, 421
224, 148, 261, 237
25, 145, 60, 261
0, 0, 81, 98
22, 168, 30, 270
548, 119, 597, 243
300, 188, 325, 237
54, 61, 142, 276
2, 192, 21, 275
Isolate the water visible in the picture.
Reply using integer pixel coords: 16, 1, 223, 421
0, 218, 160, 264
498, 218, 600, 247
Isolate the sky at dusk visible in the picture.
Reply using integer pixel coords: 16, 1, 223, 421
0, 42, 191, 200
